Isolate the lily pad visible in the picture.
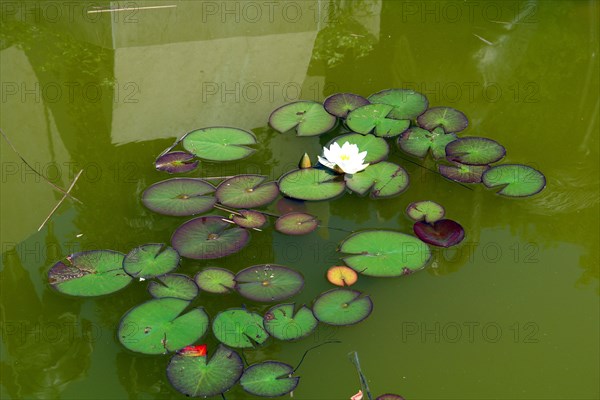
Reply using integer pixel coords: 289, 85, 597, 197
438, 163, 490, 183
171, 216, 250, 259
123, 244, 180, 280
182, 127, 257, 161
118, 298, 209, 354
48, 250, 132, 296
240, 361, 299, 397
417, 107, 468, 133
148, 274, 199, 301
327, 133, 389, 163
482, 164, 546, 197
278, 168, 346, 201
413, 219, 465, 248
212, 308, 269, 348
269, 101, 336, 136
326, 266, 358, 287
312, 289, 373, 326
155, 151, 199, 174
194, 268, 236, 294
377, 395, 405, 400
346, 104, 410, 137
275, 212, 318, 235
141, 178, 216, 216
397, 127, 457, 159
167, 344, 244, 398
339, 230, 431, 277
368, 89, 429, 120
235, 264, 304, 302
324, 93, 370, 118
345, 162, 409, 198
233, 210, 267, 229
445, 137, 506, 165
263, 303, 318, 341
216, 175, 279, 208
406, 201, 445, 224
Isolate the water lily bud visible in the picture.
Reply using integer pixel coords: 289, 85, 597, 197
299, 153, 312, 169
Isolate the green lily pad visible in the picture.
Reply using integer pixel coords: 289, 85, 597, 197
275, 212, 318, 235
339, 230, 431, 277
240, 361, 299, 397
263, 303, 318, 341
445, 137, 506, 165
269, 101, 337, 136
171, 216, 250, 259
482, 164, 546, 197
345, 161, 409, 198
346, 104, 410, 137
155, 151, 199, 174
118, 298, 209, 354
233, 210, 267, 229
212, 308, 269, 348
216, 175, 279, 208
368, 89, 429, 120
278, 168, 346, 201
417, 107, 468, 133
194, 267, 236, 294
123, 244, 180, 280
327, 133, 389, 163
148, 274, 199, 301
406, 200, 445, 224
141, 178, 216, 216
397, 127, 457, 159
48, 250, 132, 297
323, 93, 370, 118
235, 264, 304, 302
438, 163, 490, 183
312, 289, 373, 326
182, 127, 257, 161
167, 344, 244, 398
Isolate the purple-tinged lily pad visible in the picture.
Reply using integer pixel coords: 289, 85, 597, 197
368, 88, 429, 120
312, 288, 373, 326
276, 197, 307, 214
171, 216, 250, 259
155, 151, 199, 174
327, 133, 389, 163
275, 212, 318, 235
397, 127, 457, 159
240, 361, 299, 397
148, 273, 199, 301
346, 103, 410, 137
216, 175, 279, 208
406, 200, 445, 224
482, 164, 546, 197
142, 178, 216, 216
413, 219, 465, 248
269, 101, 337, 136
417, 107, 468, 133
445, 137, 506, 165
194, 267, 236, 294
438, 163, 490, 183
235, 264, 304, 302
232, 210, 267, 229
345, 161, 409, 198
324, 93, 370, 118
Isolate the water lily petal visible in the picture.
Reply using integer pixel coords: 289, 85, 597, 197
318, 155, 336, 169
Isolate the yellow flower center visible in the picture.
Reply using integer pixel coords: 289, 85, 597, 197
340, 154, 350, 161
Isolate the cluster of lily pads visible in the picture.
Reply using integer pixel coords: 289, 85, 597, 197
47, 88, 545, 398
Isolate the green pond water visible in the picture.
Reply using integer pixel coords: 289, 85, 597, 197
1, 1, 598, 399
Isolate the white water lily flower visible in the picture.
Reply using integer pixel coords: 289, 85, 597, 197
317, 141, 369, 174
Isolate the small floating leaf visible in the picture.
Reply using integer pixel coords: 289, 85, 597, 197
148, 274, 198, 301
368, 89, 429, 119
345, 161, 409, 198
118, 298, 209, 354
406, 201, 445, 224
167, 344, 244, 398
155, 151, 199, 174
216, 175, 279, 208
263, 303, 318, 341
346, 104, 410, 137
327, 133, 389, 163
233, 210, 267, 229
275, 212, 318, 235
438, 163, 489, 183
194, 267, 236, 294
212, 308, 269, 348
48, 250, 131, 296
235, 264, 304, 302
397, 127, 457, 159
413, 219, 465, 248
269, 101, 336, 136
326, 266, 358, 287
324, 93, 370, 118
417, 107, 468, 133
376, 395, 405, 400
141, 178, 216, 216
182, 127, 257, 161
278, 168, 346, 201
445, 137, 506, 165
339, 230, 431, 277
171, 216, 250, 259
482, 164, 546, 197
240, 361, 299, 397
123, 244, 180, 280
312, 289, 373, 326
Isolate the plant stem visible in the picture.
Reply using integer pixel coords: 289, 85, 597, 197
38, 169, 83, 231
